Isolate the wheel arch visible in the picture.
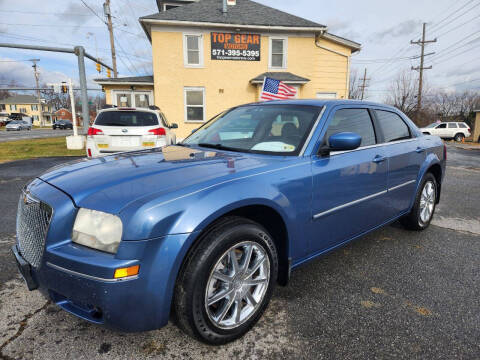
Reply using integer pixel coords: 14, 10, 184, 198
177, 202, 291, 289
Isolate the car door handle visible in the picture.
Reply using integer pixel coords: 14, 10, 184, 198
415, 147, 425, 153
372, 155, 386, 163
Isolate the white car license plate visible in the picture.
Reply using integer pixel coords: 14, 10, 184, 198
112, 136, 140, 147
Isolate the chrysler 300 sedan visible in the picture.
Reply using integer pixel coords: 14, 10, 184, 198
13, 100, 445, 344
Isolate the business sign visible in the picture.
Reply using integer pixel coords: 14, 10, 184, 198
211, 32, 261, 61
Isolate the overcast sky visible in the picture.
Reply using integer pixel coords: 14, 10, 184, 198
0, 0, 478, 100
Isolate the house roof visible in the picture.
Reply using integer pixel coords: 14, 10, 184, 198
140, 0, 326, 32
0, 95, 39, 104
250, 72, 310, 84
94, 75, 154, 85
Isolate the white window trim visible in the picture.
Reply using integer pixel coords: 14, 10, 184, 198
111, 90, 154, 108
269, 36, 288, 69
316, 92, 337, 99
183, 32, 204, 68
184, 87, 206, 123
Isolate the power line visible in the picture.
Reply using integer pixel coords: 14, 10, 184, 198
431, 34, 480, 62
0, 10, 93, 16
436, 12, 480, 38
429, 0, 478, 32
79, 0, 106, 25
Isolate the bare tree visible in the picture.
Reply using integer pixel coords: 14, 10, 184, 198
348, 69, 363, 99
385, 71, 419, 118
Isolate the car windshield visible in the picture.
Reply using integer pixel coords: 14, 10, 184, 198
9, 121, 20, 124
425, 123, 439, 128
94, 111, 159, 127
183, 105, 321, 156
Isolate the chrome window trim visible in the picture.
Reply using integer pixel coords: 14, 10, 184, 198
46, 262, 138, 283
329, 138, 417, 156
388, 179, 416, 192
312, 179, 417, 220
299, 106, 326, 156
313, 189, 388, 219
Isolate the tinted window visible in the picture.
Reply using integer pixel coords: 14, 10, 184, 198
436, 123, 447, 129
95, 111, 159, 127
448, 123, 458, 128
184, 105, 321, 155
325, 109, 376, 147
375, 110, 411, 142
458, 123, 467, 128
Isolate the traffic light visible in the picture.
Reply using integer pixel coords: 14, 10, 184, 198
96, 63, 101, 73
61, 83, 68, 93
106, 68, 111, 78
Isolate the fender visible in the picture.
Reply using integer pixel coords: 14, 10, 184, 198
409, 151, 443, 210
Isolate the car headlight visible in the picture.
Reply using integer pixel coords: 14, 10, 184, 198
72, 208, 123, 254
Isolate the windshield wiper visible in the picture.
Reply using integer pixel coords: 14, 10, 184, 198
197, 143, 244, 152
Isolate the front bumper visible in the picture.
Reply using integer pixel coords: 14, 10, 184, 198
13, 178, 194, 332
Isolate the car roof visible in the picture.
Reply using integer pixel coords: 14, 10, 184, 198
240, 99, 399, 111
98, 107, 159, 114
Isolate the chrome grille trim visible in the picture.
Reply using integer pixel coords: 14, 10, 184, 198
16, 189, 53, 268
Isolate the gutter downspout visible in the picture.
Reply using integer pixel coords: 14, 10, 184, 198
315, 32, 351, 99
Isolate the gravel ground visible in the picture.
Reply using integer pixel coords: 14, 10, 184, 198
0, 144, 478, 359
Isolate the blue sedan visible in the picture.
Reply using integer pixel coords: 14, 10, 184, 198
13, 100, 445, 344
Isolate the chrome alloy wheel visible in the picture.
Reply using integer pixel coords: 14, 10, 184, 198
419, 180, 436, 224
205, 241, 270, 329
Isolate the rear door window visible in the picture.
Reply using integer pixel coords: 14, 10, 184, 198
95, 111, 159, 127
374, 110, 411, 142
448, 123, 458, 128
325, 108, 376, 147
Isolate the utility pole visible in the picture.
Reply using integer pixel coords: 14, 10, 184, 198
30, 59, 44, 127
104, 0, 118, 77
359, 68, 370, 100
411, 23, 436, 116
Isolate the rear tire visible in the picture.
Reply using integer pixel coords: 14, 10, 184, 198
174, 216, 278, 345
400, 173, 437, 231
454, 133, 464, 142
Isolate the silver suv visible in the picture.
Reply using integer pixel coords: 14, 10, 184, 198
420, 122, 471, 141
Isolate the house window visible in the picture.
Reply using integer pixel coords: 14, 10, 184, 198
33, 115, 39, 121
19, 107, 27, 113
184, 34, 203, 67
316, 92, 337, 99
10, 105, 17, 111
269, 37, 287, 69
184, 87, 205, 122
31, 104, 38, 111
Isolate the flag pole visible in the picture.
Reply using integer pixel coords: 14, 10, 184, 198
260, 76, 266, 102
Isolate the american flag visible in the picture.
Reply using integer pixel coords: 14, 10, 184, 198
260, 77, 297, 101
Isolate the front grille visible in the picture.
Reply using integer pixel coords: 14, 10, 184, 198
16, 191, 53, 268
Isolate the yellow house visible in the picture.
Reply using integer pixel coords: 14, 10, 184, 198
0, 94, 53, 125
473, 109, 480, 142
96, 0, 360, 139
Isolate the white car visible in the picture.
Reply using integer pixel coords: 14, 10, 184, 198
420, 122, 471, 142
86, 107, 177, 158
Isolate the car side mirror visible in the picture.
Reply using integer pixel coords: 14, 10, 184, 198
170, 123, 178, 129
191, 128, 197, 134
319, 132, 362, 156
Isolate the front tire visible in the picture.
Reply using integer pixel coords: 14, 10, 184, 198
400, 173, 437, 230
174, 216, 278, 345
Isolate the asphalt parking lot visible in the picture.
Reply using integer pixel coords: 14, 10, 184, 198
0, 144, 478, 359
0, 129, 73, 143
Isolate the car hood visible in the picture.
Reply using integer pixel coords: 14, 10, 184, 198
38, 145, 286, 214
